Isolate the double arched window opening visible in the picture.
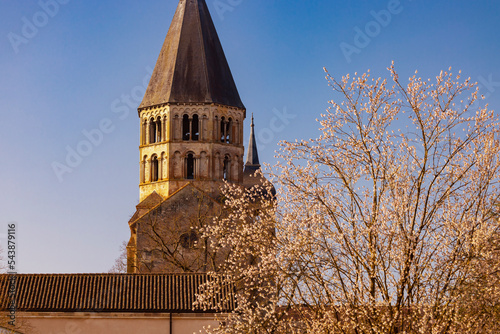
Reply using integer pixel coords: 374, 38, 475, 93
182, 115, 200, 141
142, 117, 163, 145
149, 117, 162, 144
220, 117, 232, 144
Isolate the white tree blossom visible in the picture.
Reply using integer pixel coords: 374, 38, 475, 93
197, 64, 500, 334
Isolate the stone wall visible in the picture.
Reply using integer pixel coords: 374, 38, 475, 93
18, 312, 220, 334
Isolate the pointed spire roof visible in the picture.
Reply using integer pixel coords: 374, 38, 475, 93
244, 114, 260, 172
139, 0, 245, 110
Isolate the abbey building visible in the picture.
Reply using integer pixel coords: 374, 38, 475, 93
0, 1, 264, 333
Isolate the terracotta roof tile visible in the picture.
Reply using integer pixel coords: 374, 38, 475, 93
0, 274, 234, 313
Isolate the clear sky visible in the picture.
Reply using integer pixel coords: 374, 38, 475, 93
1, 0, 500, 273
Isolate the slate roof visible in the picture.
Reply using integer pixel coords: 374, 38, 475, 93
128, 183, 221, 227
0, 273, 234, 313
128, 190, 164, 224
139, 0, 245, 110
244, 114, 261, 173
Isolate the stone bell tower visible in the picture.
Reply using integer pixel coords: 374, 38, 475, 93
127, 0, 260, 274
138, 0, 246, 202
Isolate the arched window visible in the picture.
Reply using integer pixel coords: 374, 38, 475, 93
150, 118, 157, 144
220, 117, 226, 143
180, 231, 198, 249
181, 114, 200, 141
192, 114, 199, 141
156, 117, 162, 142
151, 156, 159, 182
182, 115, 190, 141
186, 153, 195, 180
226, 118, 232, 143
223, 155, 230, 181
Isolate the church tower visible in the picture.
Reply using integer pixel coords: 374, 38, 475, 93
127, 0, 260, 274
138, 0, 246, 202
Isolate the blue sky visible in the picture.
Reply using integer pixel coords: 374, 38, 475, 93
1, 0, 499, 273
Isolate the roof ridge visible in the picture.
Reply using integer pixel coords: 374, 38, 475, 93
195, 0, 211, 103
0, 273, 210, 276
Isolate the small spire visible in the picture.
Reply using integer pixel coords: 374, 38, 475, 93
244, 113, 260, 172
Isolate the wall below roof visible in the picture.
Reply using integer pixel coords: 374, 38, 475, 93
19, 312, 222, 334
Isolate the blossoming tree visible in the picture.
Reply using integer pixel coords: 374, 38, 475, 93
197, 64, 500, 334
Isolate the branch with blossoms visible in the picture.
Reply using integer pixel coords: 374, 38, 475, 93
197, 64, 500, 334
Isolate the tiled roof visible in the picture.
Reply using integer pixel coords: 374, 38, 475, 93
0, 274, 234, 313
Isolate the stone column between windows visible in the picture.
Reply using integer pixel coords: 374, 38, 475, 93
145, 119, 150, 145
201, 116, 206, 141
234, 122, 239, 145
189, 118, 193, 140
214, 118, 218, 143
158, 155, 163, 181
156, 119, 161, 143
162, 115, 167, 142
140, 160, 145, 183
195, 156, 199, 179
221, 120, 226, 143
140, 121, 144, 146
177, 116, 182, 141
145, 158, 150, 183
